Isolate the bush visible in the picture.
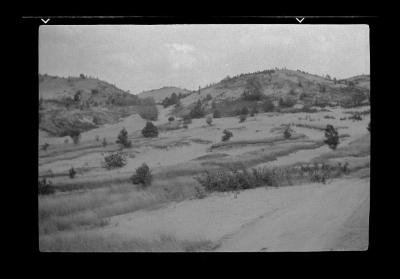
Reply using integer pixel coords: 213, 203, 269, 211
95, 135, 100, 142
168, 116, 175, 122
283, 126, 292, 139
41, 143, 50, 151
239, 114, 247, 123
367, 122, 370, 133
279, 97, 296, 108
250, 106, 258, 116
103, 152, 127, 169
242, 77, 263, 101
240, 106, 249, 116
131, 163, 152, 187
116, 128, 132, 148
69, 167, 76, 179
69, 130, 81, 145
221, 129, 233, 142
194, 186, 207, 199
213, 110, 221, 118
138, 105, 158, 121
142, 121, 159, 138
38, 178, 55, 195
183, 116, 192, 124
324, 125, 339, 150
206, 115, 213, 126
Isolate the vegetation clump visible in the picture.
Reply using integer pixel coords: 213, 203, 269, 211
131, 163, 152, 187
283, 126, 292, 139
206, 115, 213, 126
168, 116, 175, 122
213, 109, 221, 118
116, 128, 132, 148
68, 167, 76, 179
38, 178, 55, 195
142, 121, 159, 138
221, 129, 233, 142
324, 125, 340, 150
189, 100, 206, 119
103, 152, 127, 169
239, 114, 247, 123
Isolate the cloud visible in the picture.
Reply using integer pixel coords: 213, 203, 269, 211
165, 43, 198, 70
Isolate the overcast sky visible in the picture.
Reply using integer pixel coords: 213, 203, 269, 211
39, 24, 370, 94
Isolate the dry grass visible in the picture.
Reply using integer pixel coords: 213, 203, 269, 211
39, 232, 215, 252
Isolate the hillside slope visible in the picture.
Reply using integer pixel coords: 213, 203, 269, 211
138, 86, 191, 103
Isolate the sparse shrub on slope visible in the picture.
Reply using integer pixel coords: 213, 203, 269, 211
142, 121, 159, 138
131, 163, 152, 187
250, 106, 258, 117
69, 130, 81, 145
168, 116, 175, 122
221, 129, 233, 142
240, 106, 249, 116
41, 143, 50, 151
138, 104, 158, 121
283, 126, 292, 139
102, 138, 108, 147
324, 124, 340, 150
103, 152, 127, 169
38, 178, 55, 195
69, 167, 76, 179
242, 77, 264, 101
279, 96, 296, 108
239, 114, 247, 123
116, 128, 132, 148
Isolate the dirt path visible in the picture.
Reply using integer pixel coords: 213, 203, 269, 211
216, 178, 369, 252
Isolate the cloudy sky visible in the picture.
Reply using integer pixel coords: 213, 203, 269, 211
39, 24, 370, 94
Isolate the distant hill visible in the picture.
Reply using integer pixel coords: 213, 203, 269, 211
169, 68, 370, 118
39, 74, 157, 137
138, 86, 191, 103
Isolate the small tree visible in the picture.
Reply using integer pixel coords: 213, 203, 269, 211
168, 116, 175, 122
142, 121, 159, 138
250, 106, 258, 117
240, 106, 249, 116
239, 114, 247, 123
206, 115, 213, 126
70, 130, 81, 145
116, 128, 132, 148
189, 100, 205, 119
95, 135, 100, 142
38, 178, 55, 195
324, 125, 339, 150
222, 129, 233, 142
283, 126, 292, 139
131, 163, 152, 187
69, 167, 76, 179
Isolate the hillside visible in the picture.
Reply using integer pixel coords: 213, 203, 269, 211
39, 74, 157, 137
137, 86, 191, 103
168, 69, 370, 117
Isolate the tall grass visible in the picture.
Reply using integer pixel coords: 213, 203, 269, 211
39, 232, 215, 252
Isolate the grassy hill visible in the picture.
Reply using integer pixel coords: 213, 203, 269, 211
138, 86, 191, 103
170, 69, 370, 118
39, 74, 157, 137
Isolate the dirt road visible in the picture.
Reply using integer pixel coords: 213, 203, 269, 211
216, 178, 369, 251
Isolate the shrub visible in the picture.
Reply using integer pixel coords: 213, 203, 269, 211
41, 143, 50, 151
279, 97, 296, 108
69, 167, 76, 179
239, 114, 247, 123
142, 121, 158, 138
64, 138, 69, 144
95, 135, 100, 142
250, 106, 258, 116
213, 110, 221, 118
168, 116, 175, 122
283, 126, 292, 139
206, 115, 213, 126
183, 124, 188, 129
38, 178, 55, 195
138, 105, 158, 121
183, 117, 192, 124
194, 186, 207, 199
131, 163, 152, 187
103, 152, 127, 169
69, 130, 81, 145
324, 125, 339, 150
116, 128, 132, 148
367, 122, 370, 133
221, 129, 233, 142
